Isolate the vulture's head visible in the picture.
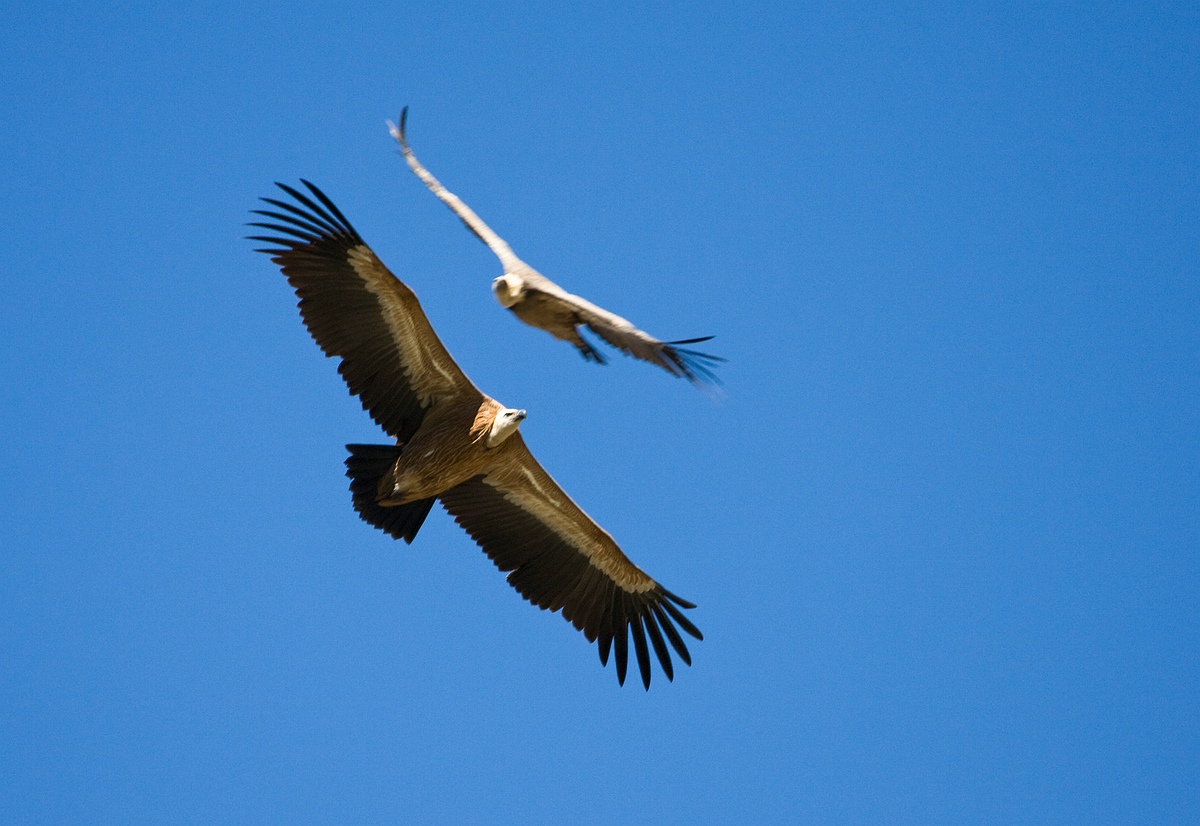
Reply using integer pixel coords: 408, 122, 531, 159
486, 407, 527, 447
492, 274, 524, 308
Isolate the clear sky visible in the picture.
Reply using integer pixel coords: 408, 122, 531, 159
2, 1, 1197, 822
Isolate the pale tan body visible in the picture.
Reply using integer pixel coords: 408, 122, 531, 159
377, 398, 501, 505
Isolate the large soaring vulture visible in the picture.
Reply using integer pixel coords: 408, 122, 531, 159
388, 108, 723, 387
249, 180, 701, 688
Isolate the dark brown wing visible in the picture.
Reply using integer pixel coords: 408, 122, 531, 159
556, 290, 724, 391
248, 180, 478, 443
438, 435, 702, 689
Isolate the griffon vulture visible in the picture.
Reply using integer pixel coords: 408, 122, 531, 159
248, 180, 701, 688
387, 108, 723, 387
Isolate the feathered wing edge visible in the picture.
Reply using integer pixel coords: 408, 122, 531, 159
247, 179, 470, 444
388, 107, 522, 269
650, 335, 725, 386
579, 323, 726, 387
549, 287, 724, 387
438, 472, 702, 690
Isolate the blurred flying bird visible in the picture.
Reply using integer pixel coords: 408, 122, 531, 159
389, 107, 723, 388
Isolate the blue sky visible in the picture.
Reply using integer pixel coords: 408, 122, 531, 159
2, 1, 1197, 822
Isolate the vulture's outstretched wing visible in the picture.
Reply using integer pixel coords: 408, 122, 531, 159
248, 180, 479, 443
388, 109, 523, 272
532, 283, 725, 386
439, 434, 702, 689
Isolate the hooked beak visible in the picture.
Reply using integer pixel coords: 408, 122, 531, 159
515, 409, 527, 420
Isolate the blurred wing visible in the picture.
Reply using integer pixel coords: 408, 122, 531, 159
249, 180, 478, 443
439, 435, 702, 689
389, 108, 523, 272
538, 286, 724, 387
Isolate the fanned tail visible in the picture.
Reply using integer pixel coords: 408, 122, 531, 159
345, 444, 435, 544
